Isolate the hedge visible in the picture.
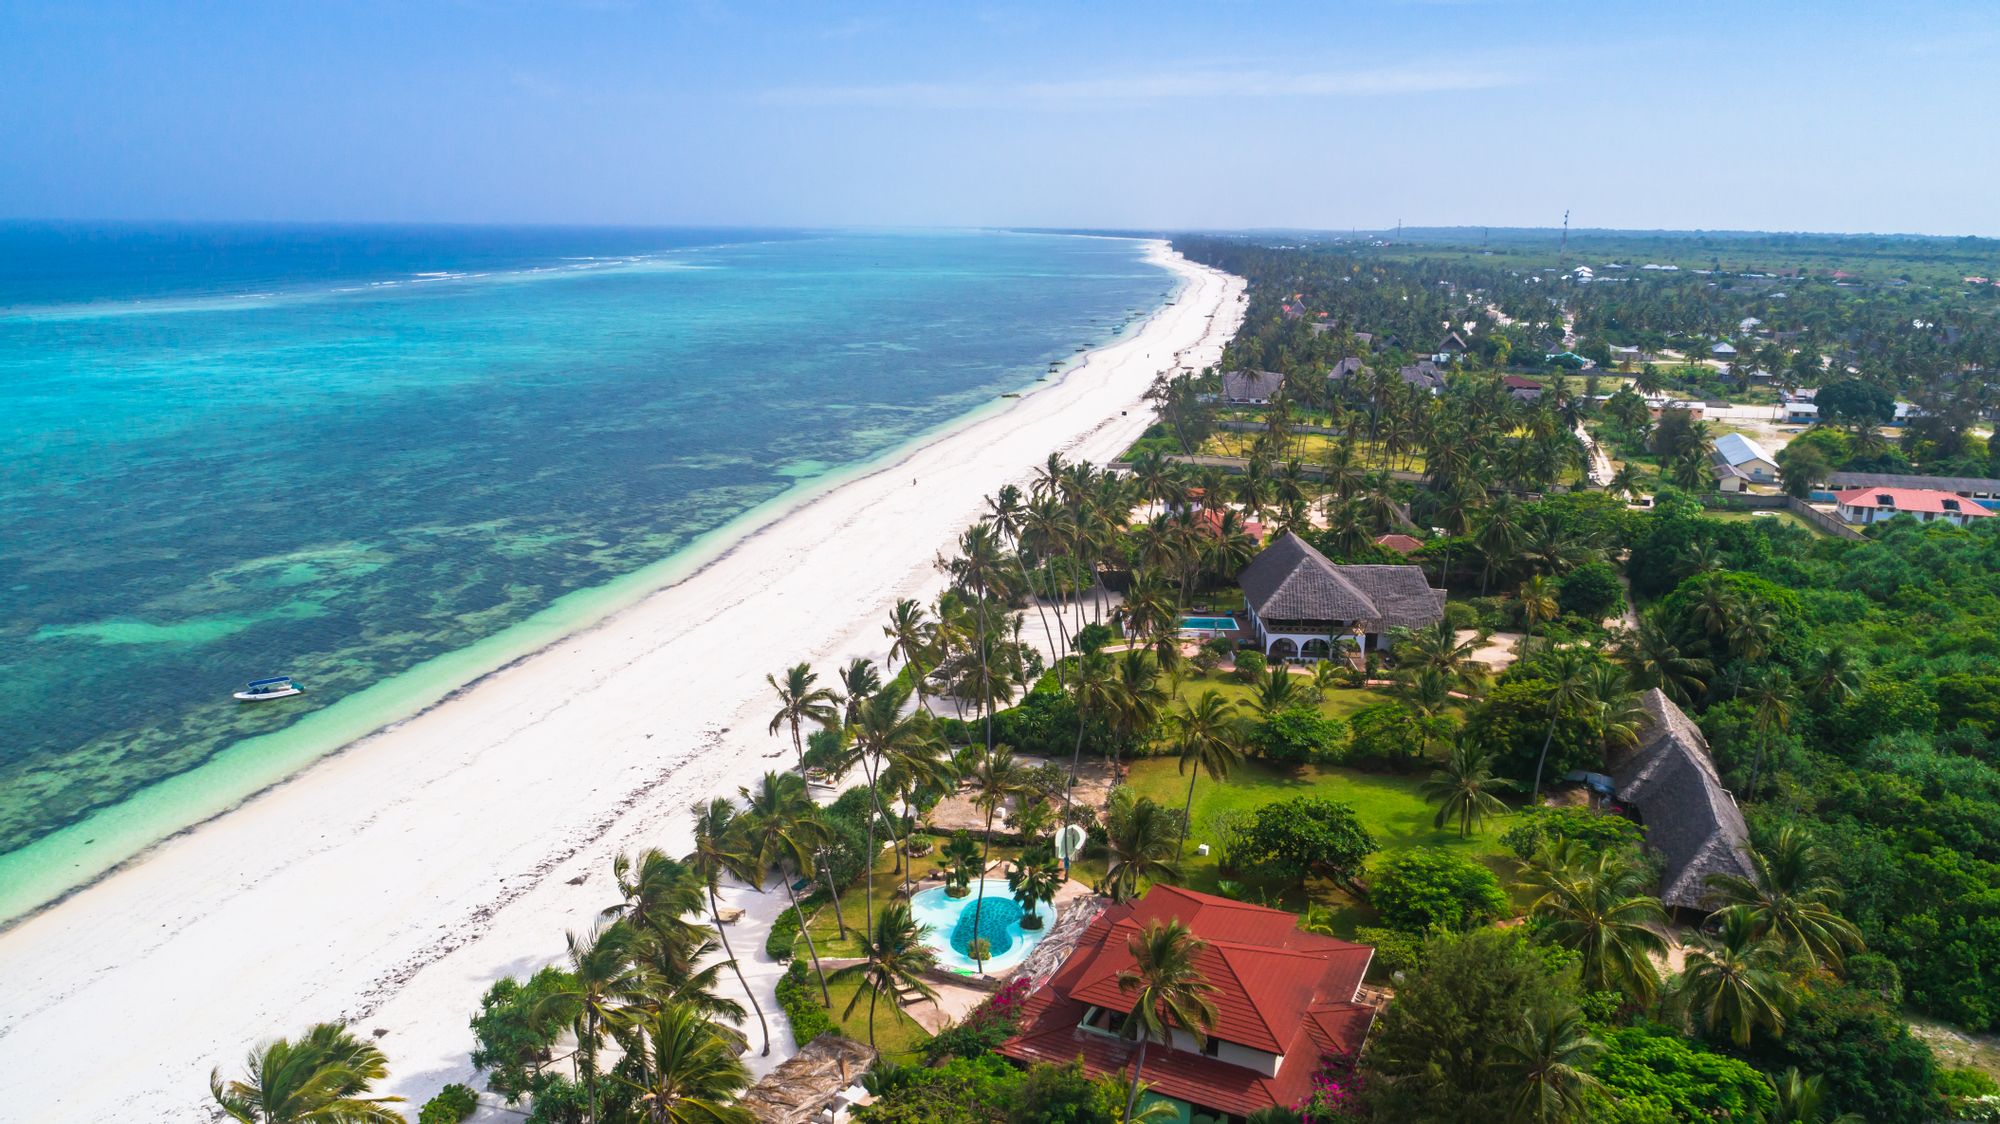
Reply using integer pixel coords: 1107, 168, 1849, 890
417, 1083, 478, 1124
766, 906, 803, 962
776, 960, 836, 1047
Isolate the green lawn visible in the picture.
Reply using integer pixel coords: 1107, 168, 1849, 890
818, 972, 932, 1061
1707, 508, 1827, 535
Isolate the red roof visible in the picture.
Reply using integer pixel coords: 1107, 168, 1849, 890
1835, 487, 1994, 517
1502, 375, 1543, 390
1194, 507, 1264, 542
1374, 533, 1424, 555
1000, 887, 1374, 1118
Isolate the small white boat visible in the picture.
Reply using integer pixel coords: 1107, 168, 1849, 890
235, 676, 303, 701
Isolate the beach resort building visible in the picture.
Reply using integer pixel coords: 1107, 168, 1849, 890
1608, 690, 1759, 914
1237, 531, 1445, 659
1834, 487, 1997, 527
1395, 361, 1446, 395
1220, 370, 1286, 405
1712, 433, 1778, 484
1000, 886, 1375, 1124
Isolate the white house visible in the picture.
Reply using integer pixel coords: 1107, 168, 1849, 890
1783, 401, 1819, 424
1238, 531, 1444, 659
1836, 487, 1996, 528
1713, 432, 1778, 483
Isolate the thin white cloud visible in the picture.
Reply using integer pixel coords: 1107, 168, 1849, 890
759, 64, 1525, 109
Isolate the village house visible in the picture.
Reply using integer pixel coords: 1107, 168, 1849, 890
1431, 330, 1471, 364
1001, 886, 1376, 1124
1502, 374, 1544, 402
1712, 433, 1778, 483
1326, 356, 1368, 383
1708, 450, 1753, 493
1826, 471, 2000, 505
1219, 370, 1286, 405
1238, 531, 1445, 659
1835, 487, 1997, 528
1396, 360, 1446, 395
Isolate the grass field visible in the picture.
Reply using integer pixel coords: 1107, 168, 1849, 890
819, 971, 932, 1060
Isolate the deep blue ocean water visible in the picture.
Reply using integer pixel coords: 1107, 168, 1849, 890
0, 224, 1174, 916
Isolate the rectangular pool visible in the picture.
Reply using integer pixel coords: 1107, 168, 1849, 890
1179, 616, 1238, 632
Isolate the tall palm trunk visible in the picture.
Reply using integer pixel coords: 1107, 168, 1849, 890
784, 874, 831, 1006
708, 883, 771, 1056
1179, 771, 1201, 855
866, 980, 880, 1048
789, 719, 806, 778
1059, 701, 1089, 872
1123, 1039, 1152, 1123
858, 754, 887, 936
818, 847, 847, 938
970, 805, 995, 973
1531, 706, 1560, 801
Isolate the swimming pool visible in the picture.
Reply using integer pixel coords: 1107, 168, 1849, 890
908, 878, 1051, 975
1179, 615, 1238, 632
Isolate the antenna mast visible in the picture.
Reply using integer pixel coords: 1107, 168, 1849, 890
1558, 210, 1570, 270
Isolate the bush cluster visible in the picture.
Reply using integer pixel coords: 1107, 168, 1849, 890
775, 959, 836, 1047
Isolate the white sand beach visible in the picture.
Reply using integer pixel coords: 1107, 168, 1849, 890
0, 241, 1243, 1121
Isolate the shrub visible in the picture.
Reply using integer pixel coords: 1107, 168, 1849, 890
925, 976, 1031, 1062
1346, 701, 1425, 770
1237, 797, 1377, 889
1557, 560, 1623, 620
1250, 707, 1348, 763
1367, 848, 1508, 933
1441, 600, 1480, 633
418, 1083, 479, 1124
1464, 678, 1600, 785
1745, 982, 1945, 1124
776, 960, 836, 1047
1592, 1023, 1775, 1122
1499, 806, 1644, 860
766, 907, 803, 962
1353, 925, 1425, 976
1234, 651, 1270, 686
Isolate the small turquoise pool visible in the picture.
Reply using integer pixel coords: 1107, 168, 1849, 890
909, 878, 1049, 975
1179, 615, 1237, 632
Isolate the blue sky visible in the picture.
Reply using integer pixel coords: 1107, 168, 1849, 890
2, 1, 1996, 234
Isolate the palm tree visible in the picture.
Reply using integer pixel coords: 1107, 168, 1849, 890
828, 902, 940, 1048
879, 719, 956, 900
1116, 919, 1218, 1123
209, 1023, 404, 1124
1703, 826, 1863, 970
1422, 741, 1514, 838
966, 745, 1028, 971
739, 771, 833, 1006
837, 658, 881, 727
1799, 642, 1864, 708
1517, 843, 1667, 1004
544, 921, 650, 1124
1529, 648, 1596, 802
688, 798, 771, 1056
1517, 575, 1560, 650
883, 599, 937, 714
1769, 1067, 1865, 1124
603, 849, 744, 1025
1108, 649, 1169, 780
1392, 618, 1486, 695
1059, 648, 1119, 838
1100, 789, 1180, 903
766, 663, 839, 778
1171, 690, 1242, 853
1008, 841, 1063, 931
1494, 1006, 1603, 1124
1675, 908, 1792, 1047
1741, 668, 1798, 797
615, 1001, 756, 1124
1616, 615, 1710, 705
952, 522, 1014, 764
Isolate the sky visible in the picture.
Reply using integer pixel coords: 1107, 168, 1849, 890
3, 0, 1997, 235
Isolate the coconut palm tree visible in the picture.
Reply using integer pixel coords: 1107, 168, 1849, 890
1768, 1067, 1865, 1124
1517, 575, 1559, 651
766, 663, 839, 778
1493, 1006, 1603, 1124
837, 658, 881, 727
543, 921, 650, 1124
1703, 826, 1863, 970
602, 848, 745, 1025
951, 522, 1014, 763
1616, 615, 1710, 705
739, 771, 833, 1006
966, 745, 1028, 971
1392, 618, 1487, 695
209, 1023, 404, 1124
1116, 919, 1218, 1123
615, 1001, 756, 1124
880, 729, 956, 900
1517, 842, 1667, 1004
1009, 841, 1063, 931
1799, 642, 1864, 708
688, 798, 771, 1057
1675, 908, 1793, 1047
828, 902, 940, 1049
1060, 648, 1119, 834
1171, 689, 1242, 853
1422, 741, 1514, 838
1529, 648, 1597, 802
1100, 789, 1181, 903
1109, 649, 1169, 779
1741, 668, 1798, 797
883, 599, 937, 714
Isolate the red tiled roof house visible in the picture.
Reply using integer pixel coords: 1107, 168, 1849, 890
1000, 887, 1374, 1123
1835, 486, 1995, 528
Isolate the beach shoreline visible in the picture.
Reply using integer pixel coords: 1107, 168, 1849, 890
0, 240, 1243, 1121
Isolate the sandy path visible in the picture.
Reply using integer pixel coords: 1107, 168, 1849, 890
0, 243, 1244, 1121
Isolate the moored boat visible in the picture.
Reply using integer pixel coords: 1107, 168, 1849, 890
234, 676, 303, 701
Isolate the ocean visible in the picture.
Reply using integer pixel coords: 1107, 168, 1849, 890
0, 224, 1176, 921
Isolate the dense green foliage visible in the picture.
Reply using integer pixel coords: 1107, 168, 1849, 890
1367, 847, 1507, 932
1235, 796, 1377, 889
776, 960, 837, 1047
418, 1083, 480, 1124
1590, 1023, 1773, 1122
1248, 706, 1346, 763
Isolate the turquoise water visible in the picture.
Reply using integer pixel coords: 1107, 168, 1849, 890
909, 878, 1047, 974
0, 225, 1176, 921
1179, 616, 1239, 631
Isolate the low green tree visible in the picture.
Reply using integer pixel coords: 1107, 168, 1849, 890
1369, 847, 1508, 932
1236, 796, 1377, 891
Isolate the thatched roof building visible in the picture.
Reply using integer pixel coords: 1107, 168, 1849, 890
1609, 690, 1758, 911
740, 1033, 876, 1124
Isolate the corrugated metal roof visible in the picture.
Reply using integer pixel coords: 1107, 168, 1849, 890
1713, 432, 1774, 467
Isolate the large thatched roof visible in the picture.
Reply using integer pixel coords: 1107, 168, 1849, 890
1239, 532, 1444, 631
1609, 690, 1758, 910
740, 1033, 876, 1124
